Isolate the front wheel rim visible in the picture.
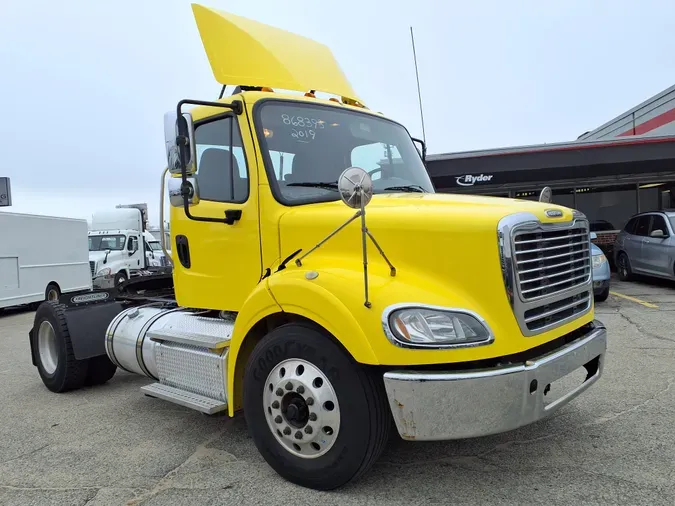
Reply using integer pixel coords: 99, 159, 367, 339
47, 289, 58, 301
263, 358, 341, 459
37, 321, 59, 375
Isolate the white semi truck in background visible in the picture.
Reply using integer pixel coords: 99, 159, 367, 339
88, 206, 169, 288
1, 211, 91, 310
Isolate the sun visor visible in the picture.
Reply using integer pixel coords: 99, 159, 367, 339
191, 4, 363, 104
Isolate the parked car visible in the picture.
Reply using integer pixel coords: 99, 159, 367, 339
591, 232, 610, 301
614, 211, 675, 282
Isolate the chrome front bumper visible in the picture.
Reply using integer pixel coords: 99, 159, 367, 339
383, 320, 607, 441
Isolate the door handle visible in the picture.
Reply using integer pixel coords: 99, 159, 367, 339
224, 209, 242, 225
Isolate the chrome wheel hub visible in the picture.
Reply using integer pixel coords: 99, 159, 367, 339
263, 358, 340, 459
37, 321, 59, 375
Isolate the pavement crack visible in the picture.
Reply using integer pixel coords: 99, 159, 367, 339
618, 311, 675, 344
0, 444, 50, 465
589, 376, 674, 425
124, 428, 233, 506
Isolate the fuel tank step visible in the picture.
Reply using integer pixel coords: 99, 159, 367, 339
147, 328, 231, 349
146, 312, 236, 349
141, 382, 227, 414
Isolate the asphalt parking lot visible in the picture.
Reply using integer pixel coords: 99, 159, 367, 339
1, 274, 674, 506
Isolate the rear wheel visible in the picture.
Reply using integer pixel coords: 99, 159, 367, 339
45, 283, 60, 302
33, 302, 89, 393
617, 252, 633, 281
84, 355, 117, 386
243, 322, 391, 490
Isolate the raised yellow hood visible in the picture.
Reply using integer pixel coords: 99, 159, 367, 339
191, 4, 363, 104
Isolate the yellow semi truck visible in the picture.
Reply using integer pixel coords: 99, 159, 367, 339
28, 4, 607, 490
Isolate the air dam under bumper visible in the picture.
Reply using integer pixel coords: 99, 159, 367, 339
383, 320, 607, 441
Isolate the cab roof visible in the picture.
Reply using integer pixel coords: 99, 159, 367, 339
191, 4, 364, 106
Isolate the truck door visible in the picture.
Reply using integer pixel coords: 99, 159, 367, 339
126, 235, 144, 271
171, 110, 261, 312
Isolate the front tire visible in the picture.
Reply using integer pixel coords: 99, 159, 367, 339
595, 286, 610, 302
33, 302, 89, 393
617, 252, 633, 281
114, 271, 127, 287
243, 322, 391, 490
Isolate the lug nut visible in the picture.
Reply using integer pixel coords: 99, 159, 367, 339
283, 427, 291, 435
276, 388, 284, 396
309, 413, 317, 422
272, 400, 280, 409
304, 426, 313, 434
294, 431, 303, 440
306, 397, 314, 406
285, 382, 293, 390
297, 385, 305, 394
274, 415, 282, 424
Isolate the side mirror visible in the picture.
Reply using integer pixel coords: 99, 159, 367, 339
650, 229, 666, 238
590, 232, 598, 240
164, 110, 196, 175
168, 176, 200, 207
411, 137, 427, 162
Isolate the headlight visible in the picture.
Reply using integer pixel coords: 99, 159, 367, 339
384, 305, 493, 348
592, 253, 607, 269
98, 267, 111, 276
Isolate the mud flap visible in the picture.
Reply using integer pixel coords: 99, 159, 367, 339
64, 302, 125, 360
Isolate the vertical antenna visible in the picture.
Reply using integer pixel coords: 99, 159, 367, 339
410, 26, 427, 144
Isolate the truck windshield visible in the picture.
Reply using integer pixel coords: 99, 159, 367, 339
148, 241, 163, 251
255, 100, 434, 205
89, 235, 125, 251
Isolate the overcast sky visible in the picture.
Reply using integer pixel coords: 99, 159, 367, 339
2, 0, 674, 225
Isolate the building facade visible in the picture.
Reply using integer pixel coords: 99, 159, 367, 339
426, 84, 675, 260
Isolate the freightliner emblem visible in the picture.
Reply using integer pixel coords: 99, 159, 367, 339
545, 209, 563, 218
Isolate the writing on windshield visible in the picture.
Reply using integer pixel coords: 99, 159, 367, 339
256, 101, 433, 205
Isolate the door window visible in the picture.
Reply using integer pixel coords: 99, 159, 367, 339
623, 217, 638, 234
194, 115, 249, 203
648, 215, 669, 237
634, 215, 651, 236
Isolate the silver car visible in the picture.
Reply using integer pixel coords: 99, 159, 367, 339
614, 211, 675, 281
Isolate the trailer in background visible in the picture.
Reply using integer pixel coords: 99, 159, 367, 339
0, 211, 92, 310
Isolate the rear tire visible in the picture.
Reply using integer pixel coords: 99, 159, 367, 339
45, 283, 60, 303
84, 355, 117, 386
243, 322, 391, 490
32, 302, 89, 393
617, 252, 633, 281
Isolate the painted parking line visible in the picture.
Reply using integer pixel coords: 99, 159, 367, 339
609, 291, 659, 309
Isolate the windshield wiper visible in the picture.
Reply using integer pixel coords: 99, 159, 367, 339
383, 185, 427, 193
285, 181, 339, 191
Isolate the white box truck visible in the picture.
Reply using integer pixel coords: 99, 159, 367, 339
0, 211, 92, 310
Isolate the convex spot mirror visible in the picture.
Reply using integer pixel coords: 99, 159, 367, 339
539, 186, 552, 203
164, 110, 197, 176
168, 177, 200, 208
338, 167, 373, 209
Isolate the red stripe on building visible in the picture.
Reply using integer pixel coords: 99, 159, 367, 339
618, 107, 675, 136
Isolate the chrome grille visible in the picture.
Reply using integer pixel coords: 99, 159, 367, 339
514, 226, 591, 301
89, 261, 96, 276
498, 212, 593, 337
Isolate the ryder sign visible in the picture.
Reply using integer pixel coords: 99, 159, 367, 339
455, 174, 494, 186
